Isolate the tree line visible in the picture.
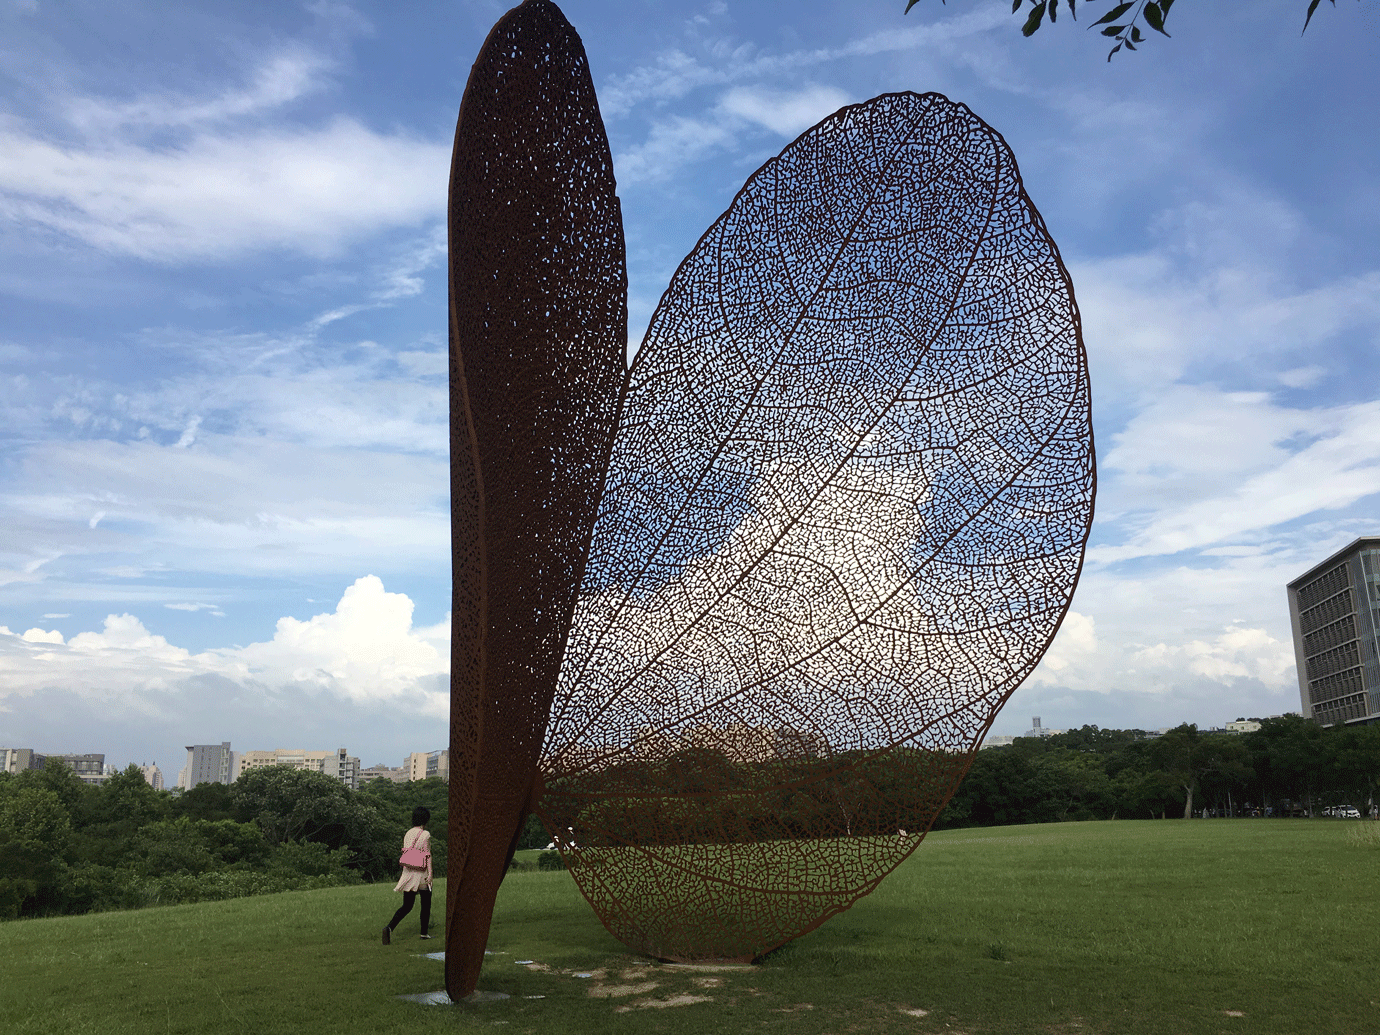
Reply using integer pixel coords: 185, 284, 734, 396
937, 715, 1380, 826
0, 762, 452, 921
543, 715, 1379, 846
5, 714, 1373, 920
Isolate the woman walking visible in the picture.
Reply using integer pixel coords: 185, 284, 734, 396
383, 806, 433, 944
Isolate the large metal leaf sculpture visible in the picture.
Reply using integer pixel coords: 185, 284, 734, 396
445, 0, 626, 998
446, 0, 1093, 1000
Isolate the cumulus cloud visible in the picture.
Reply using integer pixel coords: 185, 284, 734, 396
1132, 625, 1297, 691
231, 576, 447, 710
0, 576, 448, 716
1029, 611, 1097, 684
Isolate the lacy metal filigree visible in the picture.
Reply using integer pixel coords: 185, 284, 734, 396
446, 0, 1093, 1000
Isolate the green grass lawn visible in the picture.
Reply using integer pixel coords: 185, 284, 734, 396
3, 820, 1376, 1035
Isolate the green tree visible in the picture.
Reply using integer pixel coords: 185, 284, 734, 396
1032, 750, 1114, 820
1244, 715, 1333, 816
1146, 724, 1245, 818
0, 785, 75, 918
1332, 724, 1380, 817
92, 764, 166, 829
230, 767, 393, 880
170, 780, 235, 822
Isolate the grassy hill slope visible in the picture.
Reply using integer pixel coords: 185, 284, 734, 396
3, 820, 1376, 1035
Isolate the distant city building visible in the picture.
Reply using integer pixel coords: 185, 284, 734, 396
405, 750, 449, 782
178, 742, 239, 790
1223, 719, 1262, 734
359, 764, 408, 784
1024, 716, 1064, 738
1286, 537, 1380, 727
0, 748, 45, 773
239, 748, 360, 791
981, 735, 1017, 749
141, 762, 165, 791
1, 749, 106, 784
51, 754, 107, 786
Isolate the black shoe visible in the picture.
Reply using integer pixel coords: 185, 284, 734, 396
382, 925, 391, 945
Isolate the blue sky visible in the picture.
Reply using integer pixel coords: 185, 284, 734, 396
1, 0, 1377, 771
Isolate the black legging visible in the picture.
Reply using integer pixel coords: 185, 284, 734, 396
387, 889, 431, 935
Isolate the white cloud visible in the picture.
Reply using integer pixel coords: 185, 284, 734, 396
164, 602, 217, 612
598, 8, 1006, 117
0, 118, 448, 260
174, 416, 201, 449
231, 576, 447, 710
1132, 625, 1296, 691
0, 433, 449, 585
0, 576, 449, 715
614, 115, 736, 184
718, 85, 850, 137
1093, 391, 1380, 562
1029, 611, 1097, 684
62, 50, 332, 134
1278, 365, 1326, 389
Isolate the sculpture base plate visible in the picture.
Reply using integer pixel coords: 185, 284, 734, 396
396, 990, 511, 1005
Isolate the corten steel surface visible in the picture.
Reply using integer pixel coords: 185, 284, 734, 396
447, 0, 1093, 997
445, 0, 626, 1001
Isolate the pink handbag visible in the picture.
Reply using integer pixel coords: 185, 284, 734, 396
399, 833, 430, 869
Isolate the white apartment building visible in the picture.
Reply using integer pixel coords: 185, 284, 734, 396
359, 764, 408, 784
141, 762, 165, 790
0, 748, 43, 773
404, 749, 448, 782
239, 747, 361, 791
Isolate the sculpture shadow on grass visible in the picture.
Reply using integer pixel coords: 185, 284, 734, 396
444, 0, 1094, 1001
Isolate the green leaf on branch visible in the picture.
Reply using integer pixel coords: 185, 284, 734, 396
1022, 0, 1047, 35
1303, 0, 1328, 34
1131, 24, 1145, 42
1092, 2, 1135, 26
1049, 0, 1058, 25
1101, 24, 1124, 36
1144, 2, 1171, 35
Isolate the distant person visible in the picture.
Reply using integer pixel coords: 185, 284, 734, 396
383, 806, 433, 944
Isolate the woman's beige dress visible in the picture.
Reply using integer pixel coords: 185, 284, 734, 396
393, 826, 432, 893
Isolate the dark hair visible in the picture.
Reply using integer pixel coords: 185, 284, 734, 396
412, 806, 431, 828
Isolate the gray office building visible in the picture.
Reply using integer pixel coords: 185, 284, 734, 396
178, 742, 239, 790
1286, 537, 1380, 727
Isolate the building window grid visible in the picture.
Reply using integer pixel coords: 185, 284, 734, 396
1299, 587, 1355, 635
1309, 666, 1365, 706
1302, 613, 1358, 657
1315, 691, 1369, 725
1297, 563, 1351, 611
1305, 640, 1362, 681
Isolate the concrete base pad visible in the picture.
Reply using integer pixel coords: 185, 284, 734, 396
396, 989, 511, 1006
